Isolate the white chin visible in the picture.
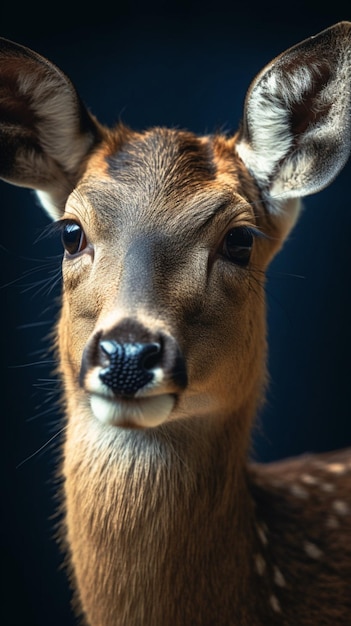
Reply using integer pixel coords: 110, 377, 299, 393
90, 394, 175, 428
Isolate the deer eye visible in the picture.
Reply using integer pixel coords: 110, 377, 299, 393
220, 227, 254, 267
61, 221, 87, 256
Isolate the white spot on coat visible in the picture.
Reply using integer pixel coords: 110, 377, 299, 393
326, 463, 347, 475
320, 482, 335, 493
290, 484, 309, 499
269, 594, 281, 613
332, 500, 349, 516
256, 524, 268, 546
273, 566, 286, 588
254, 554, 266, 576
304, 541, 323, 559
301, 474, 319, 485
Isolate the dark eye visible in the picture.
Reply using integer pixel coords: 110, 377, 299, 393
61, 222, 87, 256
220, 227, 254, 266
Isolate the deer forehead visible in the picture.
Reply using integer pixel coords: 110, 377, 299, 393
66, 126, 261, 240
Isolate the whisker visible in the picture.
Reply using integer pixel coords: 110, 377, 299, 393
9, 360, 56, 368
17, 321, 54, 330
16, 424, 67, 469
20, 268, 62, 297
266, 269, 306, 281
26, 403, 62, 422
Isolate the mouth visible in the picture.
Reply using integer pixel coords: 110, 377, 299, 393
83, 362, 178, 429
89, 392, 176, 428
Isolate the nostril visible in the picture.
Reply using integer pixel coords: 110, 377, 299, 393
99, 341, 162, 397
140, 342, 162, 371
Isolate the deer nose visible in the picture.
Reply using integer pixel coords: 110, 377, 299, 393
80, 320, 188, 399
99, 340, 161, 396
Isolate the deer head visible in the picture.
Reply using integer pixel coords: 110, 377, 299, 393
1, 24, 350, 435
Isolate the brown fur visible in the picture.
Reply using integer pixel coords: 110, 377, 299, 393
1, 23, 350, 626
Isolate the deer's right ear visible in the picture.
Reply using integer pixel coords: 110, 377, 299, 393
0, 38, 102, 219
236, 22, 351, 219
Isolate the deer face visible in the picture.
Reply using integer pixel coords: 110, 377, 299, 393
59, 129, 280, 428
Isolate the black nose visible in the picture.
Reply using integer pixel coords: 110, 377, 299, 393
99, 340, 162, 396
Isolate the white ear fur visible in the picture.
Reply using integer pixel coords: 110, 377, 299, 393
236, 22, 351, 215
0, 38, 101, 219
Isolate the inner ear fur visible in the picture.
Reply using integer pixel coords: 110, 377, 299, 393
236, 22, 351, 213
0, 38, 102, 218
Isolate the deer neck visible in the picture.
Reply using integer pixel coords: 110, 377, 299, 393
63, 408, 259, 625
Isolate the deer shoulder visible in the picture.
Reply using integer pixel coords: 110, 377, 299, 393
248, 448, 351, 623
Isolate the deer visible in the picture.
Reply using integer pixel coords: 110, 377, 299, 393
1, 21, 351, 626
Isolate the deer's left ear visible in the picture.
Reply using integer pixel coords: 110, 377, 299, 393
0, 38, 102, 219
236, 22, 351, 215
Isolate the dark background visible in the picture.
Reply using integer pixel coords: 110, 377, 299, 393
1, 3, 350, 625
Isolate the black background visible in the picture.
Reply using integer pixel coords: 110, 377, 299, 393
1, 3, 350, 625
